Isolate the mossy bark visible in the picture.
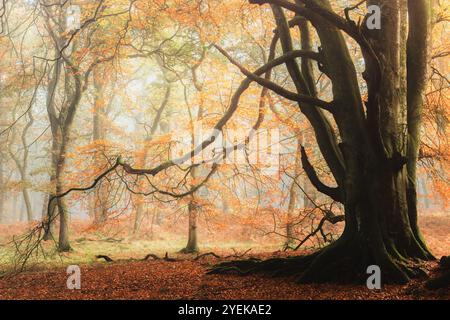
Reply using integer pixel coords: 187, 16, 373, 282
211, 0, 434, 284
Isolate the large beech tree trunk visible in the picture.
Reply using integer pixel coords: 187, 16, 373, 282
211, 0, 434, 284
296, 0, 433, 284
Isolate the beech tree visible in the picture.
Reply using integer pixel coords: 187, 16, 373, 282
112, 0, 435, 283
10, 0, 440, 285
210, 0, 434, 283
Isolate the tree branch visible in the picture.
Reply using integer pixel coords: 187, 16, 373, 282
214, 45, 334, 113
300, 146, 342, 203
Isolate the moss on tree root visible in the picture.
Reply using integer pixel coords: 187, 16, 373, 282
207, 238, 431, 285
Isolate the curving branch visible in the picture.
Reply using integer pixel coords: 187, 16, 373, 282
214, 45, 334, 113
300, 146, 342, 203
250, 0, 363, 45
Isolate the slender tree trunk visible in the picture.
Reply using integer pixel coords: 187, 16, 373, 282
52, 71, 81, 252
43, 40, 62, 240
56, 138, 71, 252
181, 194, 199, 253
133, 201, 146, 234
285, 182, 296, 248
11, 192, 20, 223
285, 138, 302, 248
8, 110, 34, 222
133, 83, 171, 235
57, 198, 71, 251
41, 193, 49, 219
91, 70, 108, 224
42, 179, 57, 240
181, 117, 202, 253
405, 0, 433, 256
22, 188, 33, 221
179, 53, 208, 252
43, 139, 59, 241
19, 199, 26, 222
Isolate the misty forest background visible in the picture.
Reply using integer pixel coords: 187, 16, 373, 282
0, 0, 448, 299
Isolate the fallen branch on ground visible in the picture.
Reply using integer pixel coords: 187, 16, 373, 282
96, 252, 178, 263
194, 249, 253, 261
194, 252, 222, 261
96, 255, 114, 262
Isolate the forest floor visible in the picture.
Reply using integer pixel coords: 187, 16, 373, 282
0, 255, 448, 300
0, 212, 448, 300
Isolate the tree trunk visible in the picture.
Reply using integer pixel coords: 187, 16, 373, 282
211, 0, 433, 284
41, 193, 49, 219
43, 139, 59, 241
42, 7, 82, 251
405, 0, 433, 257
297, 165, 433, 283
181, 198, 199, 254
43, 41, 62, 241
7, 111, 34, 222
285, 182, 296, 248
133, 83, 171, 235
297, 0, 434, 284
22, 188, 33, 221
92, 69, 108, 225
133, 201, 146, 234
42, 176, 57, 241
56, 143, 71, 252
181, 162, 201, 254
285, 138, 302, 248
57, 198, 71, 252
11, 192, 20, 223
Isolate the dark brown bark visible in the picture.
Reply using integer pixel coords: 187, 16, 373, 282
211, 0, 434, 284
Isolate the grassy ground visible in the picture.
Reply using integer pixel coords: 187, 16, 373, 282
0, 234, 281, 275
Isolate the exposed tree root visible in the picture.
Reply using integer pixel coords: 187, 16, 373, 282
142, 253, 161, 261
96, 255, 114, 262
194, 249, 253, 261
161, 252, 177, 262
194, 252, 222, 261
179, 247, 199, 254
207, 255, 315, 277
440, 256, 450, 268
96, 252, 178, 263
426, 272, 450, 290
208, 238, 431, 285
426, 256, 450, 290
